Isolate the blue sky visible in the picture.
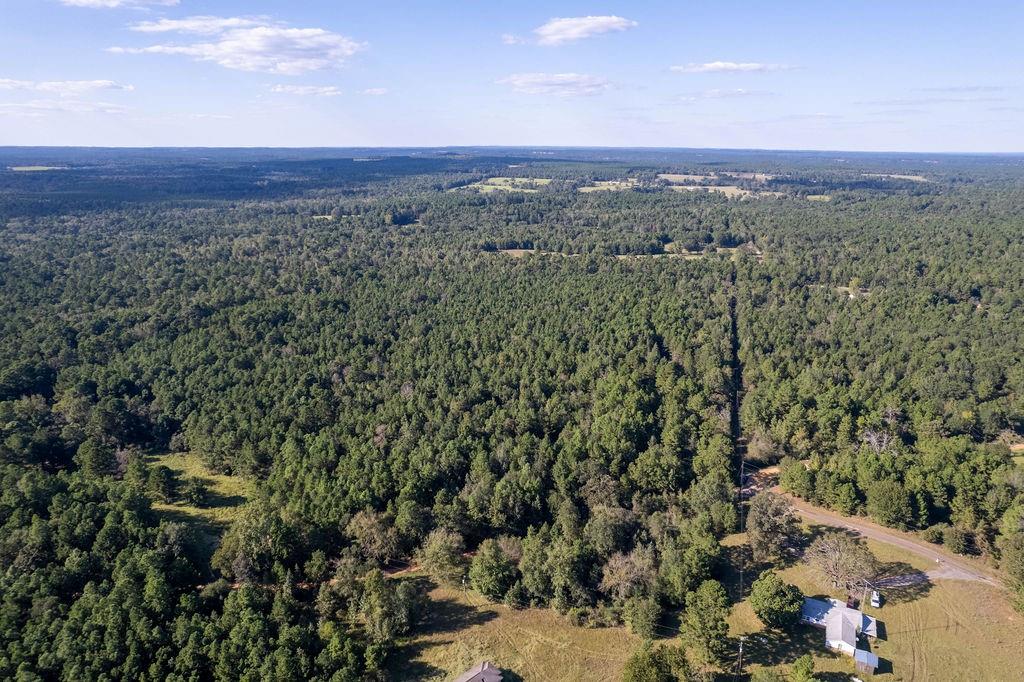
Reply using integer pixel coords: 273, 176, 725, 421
1, 1, 1022, 151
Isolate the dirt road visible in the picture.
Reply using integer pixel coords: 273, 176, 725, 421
774, 488, 1003, 588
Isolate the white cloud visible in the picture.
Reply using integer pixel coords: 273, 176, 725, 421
130, 16, 265, 34
111, 16, 365, 75
499, 73, 609, 97
533, 16, 637, 46
61, 0, 178, 7
360, 88, 388, 96
0, 78, 134, 95
271, 84, 343, 96
671, 61, 791, 74
0, 99, 127, 117
501, 33, 526, 46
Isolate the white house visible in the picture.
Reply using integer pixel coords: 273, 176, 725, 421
801, 597, 880, 673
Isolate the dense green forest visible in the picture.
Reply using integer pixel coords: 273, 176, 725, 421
1, 147, 1023, 679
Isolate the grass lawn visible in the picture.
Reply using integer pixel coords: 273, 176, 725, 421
726, 528, 1024, 681
390, 578, 640, 682
149, 451, 254, 560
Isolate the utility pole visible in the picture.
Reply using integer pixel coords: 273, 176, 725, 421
736, 636, 745, 678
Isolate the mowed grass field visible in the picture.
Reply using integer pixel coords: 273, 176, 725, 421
390, 579, 640, 681
149, 451, 254, 557
726, 530, 1024, 681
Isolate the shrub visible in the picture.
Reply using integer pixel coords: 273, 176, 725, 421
749, 571, 802, 628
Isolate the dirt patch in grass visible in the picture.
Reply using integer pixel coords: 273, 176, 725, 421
391, 580, 639, 682
806, 194, 832, 202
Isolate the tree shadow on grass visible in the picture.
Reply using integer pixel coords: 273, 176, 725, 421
387, 640, 447, 681
414, 584, 499, 636
872, 560, 933, 605
738, 624, 836, 668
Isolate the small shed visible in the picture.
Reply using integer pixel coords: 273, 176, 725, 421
454, 661, 503, 682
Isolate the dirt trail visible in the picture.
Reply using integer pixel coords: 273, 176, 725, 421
773, 487, 1003, 588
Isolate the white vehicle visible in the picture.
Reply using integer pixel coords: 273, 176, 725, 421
870, 590, 882, 608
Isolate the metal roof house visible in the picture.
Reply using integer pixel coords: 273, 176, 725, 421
801, 597, 881, 674
453, 661, 503, 682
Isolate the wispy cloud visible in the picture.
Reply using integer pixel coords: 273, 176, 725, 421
271, 84, 343, 96
680, 88, 774, 102
360, 88, 388, 96
60, 0, 177, 7
110, 16, 365, 75
858, 96, 1006, 106
130, 16, 265, 34
0, 78, 134, 95
918, 85, 1006, 93
498, 73, 609, 97
502, 33, 526, 46
671, 61, 793, 74
533, 16, 637, 46
0, 99, 128, 117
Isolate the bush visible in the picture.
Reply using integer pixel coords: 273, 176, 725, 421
943, 526, 972, 555
922, 523, 948, 544
749, 571, 802, 628
867, 480, 913, 528
469, 538, 517, 601
503, 580, 528, 609
625, 596, 661, 638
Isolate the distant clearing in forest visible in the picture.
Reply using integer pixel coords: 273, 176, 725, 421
578, 179, 637, 192
668, 185, 752, 197
657, 172, 715, 183
864, 173, 930, 182
460, 177, 552, 193
806, 194, 832, 201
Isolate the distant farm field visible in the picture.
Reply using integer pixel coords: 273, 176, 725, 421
390, 580, 639, 682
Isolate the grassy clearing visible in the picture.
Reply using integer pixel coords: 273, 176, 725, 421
7, 165, 68, 172
578, 179, 637, 192
462, 177, 552, 193
668, 185, 753, 198
657, 173, 715, 183
807, 194, 832, 202
726, 528, 1023, 681
149, 451, 254, 557
391, 578, 639, 681
863, 173, 929, 182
